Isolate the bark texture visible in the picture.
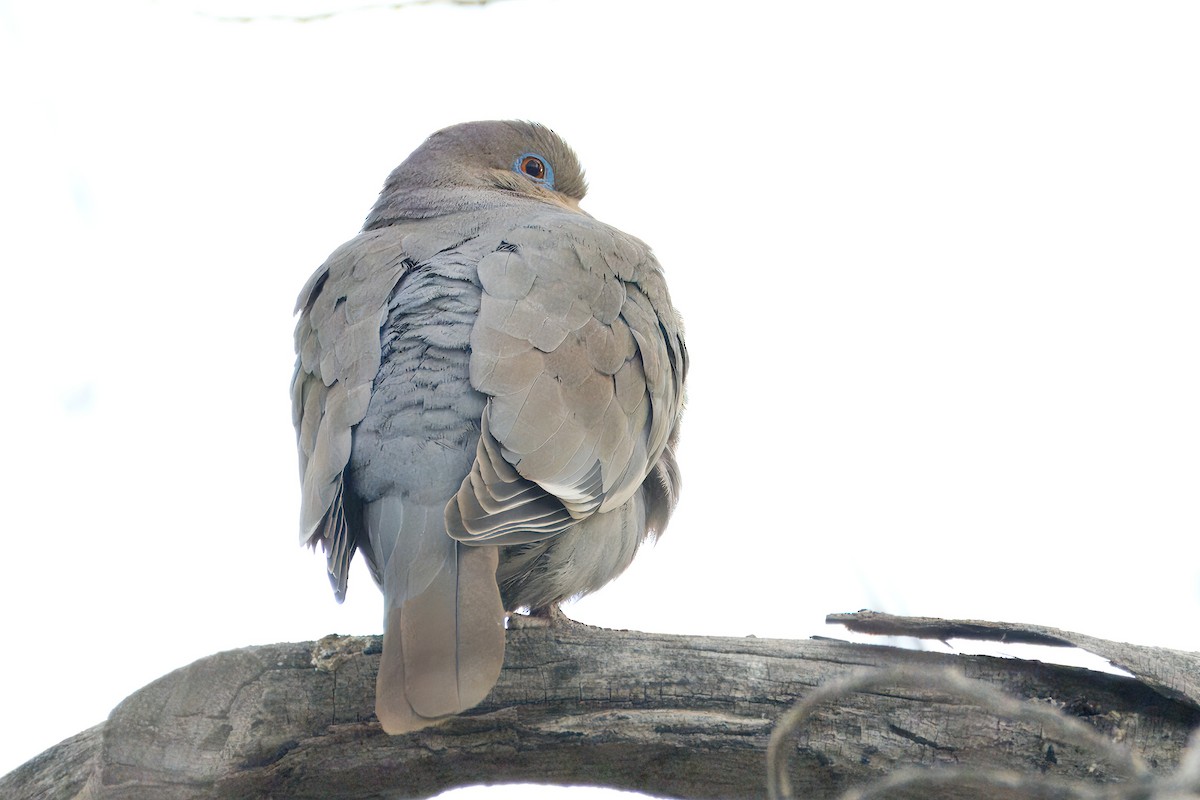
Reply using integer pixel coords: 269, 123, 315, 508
3, 615, 1198, 799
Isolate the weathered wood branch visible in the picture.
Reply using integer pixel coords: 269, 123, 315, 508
4, 615, 1198, 799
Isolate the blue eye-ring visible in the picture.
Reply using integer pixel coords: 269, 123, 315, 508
514, 153, 555, 188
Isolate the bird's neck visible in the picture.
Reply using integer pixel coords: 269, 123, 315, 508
363, 187, 521, 230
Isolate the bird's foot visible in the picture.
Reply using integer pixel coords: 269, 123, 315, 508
507, 605, 582, 629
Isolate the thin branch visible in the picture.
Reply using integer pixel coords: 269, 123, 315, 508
192, 0, 506, 25
765, 665, 1200, 800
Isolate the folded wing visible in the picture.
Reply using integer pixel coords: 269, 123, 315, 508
292, 228, 415, 598
446, 215, 687, 545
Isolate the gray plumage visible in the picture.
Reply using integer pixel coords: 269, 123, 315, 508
292, 120, 687, 733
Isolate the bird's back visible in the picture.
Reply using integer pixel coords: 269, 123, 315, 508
348, 227, 488, 513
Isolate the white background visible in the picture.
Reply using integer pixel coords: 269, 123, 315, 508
2, 1, 1198, 793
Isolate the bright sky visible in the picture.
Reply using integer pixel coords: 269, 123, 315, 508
2, 0, 1198, 792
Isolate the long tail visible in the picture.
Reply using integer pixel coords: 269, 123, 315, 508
367, 497, 506, 733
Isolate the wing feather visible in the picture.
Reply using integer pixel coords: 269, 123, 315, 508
446, 215, 686, 544
291, 228, 414, 597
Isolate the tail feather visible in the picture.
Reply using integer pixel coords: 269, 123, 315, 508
374, 533, 504, 733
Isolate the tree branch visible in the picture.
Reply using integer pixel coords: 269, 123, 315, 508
4, 616, 1198, 799
197, 0, 506, 25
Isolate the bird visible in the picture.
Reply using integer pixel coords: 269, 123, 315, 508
291, 121, 687, 734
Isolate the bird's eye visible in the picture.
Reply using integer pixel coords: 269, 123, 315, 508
519, 156, 545, 179
514, 153, 554, 187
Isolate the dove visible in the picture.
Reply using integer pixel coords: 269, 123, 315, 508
292, 121, 687, 733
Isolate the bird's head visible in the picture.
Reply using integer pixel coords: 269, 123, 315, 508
365, 121, 589, 227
